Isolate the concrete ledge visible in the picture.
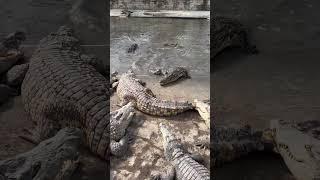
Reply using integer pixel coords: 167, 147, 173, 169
110, 9, 210, 19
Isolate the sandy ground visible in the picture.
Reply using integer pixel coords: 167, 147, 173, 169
214, 0, 320, 179
110, 77, 210, 179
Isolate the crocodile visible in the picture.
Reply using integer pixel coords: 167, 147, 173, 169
20, 26, 132, 159
0, 31, 25, 75
116, 70, 194, 116
110, 102, 135, 157
127, 43, 138, 53
195, 124, 269, 167
212, 16, 258, 58
152, 123, 210, 180
263, 120, 320, 180
159, 67, 190, 86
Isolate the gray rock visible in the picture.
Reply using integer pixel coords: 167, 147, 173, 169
5, 63, 29, 87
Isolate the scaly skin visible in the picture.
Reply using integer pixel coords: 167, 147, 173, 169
116, 71, 194, 116
211, 125, 267, 166
110, 102, 135, 156
263, 120, 320, 180
159, 67, 190, 86
195, 125, 270, 166
212, 16, 258, 58
21, 26, 113, 159
155, 123, 210, 180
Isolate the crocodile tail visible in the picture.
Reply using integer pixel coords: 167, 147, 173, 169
137, 97, 194, 116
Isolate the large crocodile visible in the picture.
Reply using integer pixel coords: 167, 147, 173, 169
116, 70, 194, 116
212, 16, 258, 58
152, 123, 210, 180
21, 26, 132, 159
263, 120, 320, 180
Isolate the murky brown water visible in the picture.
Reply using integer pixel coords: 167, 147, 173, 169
110, 17, 210, 77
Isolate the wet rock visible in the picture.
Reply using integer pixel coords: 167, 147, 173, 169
0, 31, 25, 76
0, 31, 26, 53
0, 50, 23, 75
5, 63, 29, 87
0, 84, 18, 105
0, 128, 82, 180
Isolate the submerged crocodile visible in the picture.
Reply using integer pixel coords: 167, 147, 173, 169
116, 70, 194, 116
153, 123, 210, 180
127, 43, 138, 53
212, 16, 258, 58
159, 67, 190, 86
21, 26, 132, 159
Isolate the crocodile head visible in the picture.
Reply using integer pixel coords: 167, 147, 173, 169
38, 26, 79, 49
159, 67, 190, 86
110, 102, 135, 141
269, 119, 320, 180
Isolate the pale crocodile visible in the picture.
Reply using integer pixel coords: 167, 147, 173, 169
21, 26, 133, 158
116, 70, 194, 116
263, 120, 320, 180
152, 123, 210, 180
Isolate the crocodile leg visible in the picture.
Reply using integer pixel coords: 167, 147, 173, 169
145, 88, 156, 97
110, 135, 129, 157
189, 153, 206, 165
118, 94, 136, 107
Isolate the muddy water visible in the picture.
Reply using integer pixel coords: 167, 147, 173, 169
110, 17, 210, 77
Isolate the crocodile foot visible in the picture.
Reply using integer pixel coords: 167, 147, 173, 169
195, 139, 210, 150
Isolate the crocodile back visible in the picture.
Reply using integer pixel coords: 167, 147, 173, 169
116, 72, 148, 100
117, 73, 193, 116
175, 154, 210, 180
21, 26, 110, 159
